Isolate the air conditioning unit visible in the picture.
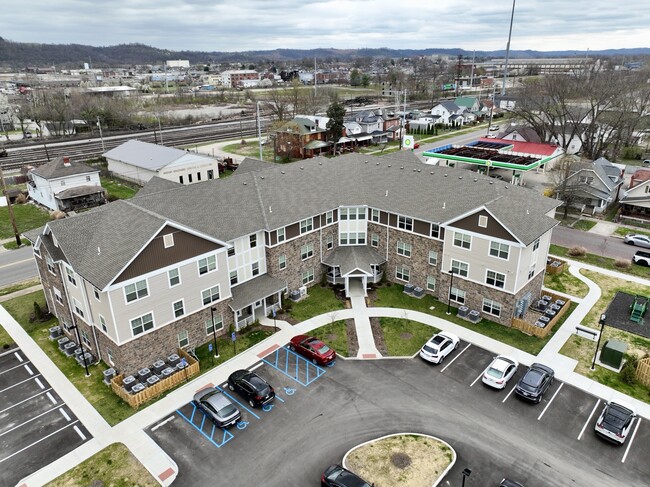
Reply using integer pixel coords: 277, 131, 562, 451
63, 342, 77, 356
122, 375, 137, 392
299, 286, 307, 297
457, 306, 470, 318
290, 290, 301, 301
131, 383, 146, 394
167, 354, 180, 367
146, 375, 160, 387
161, 367, 175, 379
138, 367, 152, 381
49, 326, 62, 340
545, 309, 557, 319
537, 300, 549, 311
412, 287, 424, 298
152, 360, 166, 375
555, 299, 566, 308
103, 368, 116, 385
76, 352, 93, 367
404, 283, 414, 295
468, 310, 481, 323
58, 337, 70, 350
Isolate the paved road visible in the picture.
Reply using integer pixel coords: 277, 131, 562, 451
416, 127, 489, 156
551, 225, 637, 260
0, 245, 38, 287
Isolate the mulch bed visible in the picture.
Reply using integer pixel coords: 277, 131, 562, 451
345, 319, 359, 356
370, 317, 388, 355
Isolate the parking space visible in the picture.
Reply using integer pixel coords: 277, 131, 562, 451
0, 350, 91, 486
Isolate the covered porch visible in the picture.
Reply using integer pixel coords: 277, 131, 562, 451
229, 274, 287, 330
55, 185, 106, 211
322, 246, 386, 298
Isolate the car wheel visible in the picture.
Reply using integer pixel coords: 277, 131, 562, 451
439, 354, 445, 364
249, 399, 256, 408
625, 241, 633, 245
228, 383, 234, 391
454, 341, 459, 350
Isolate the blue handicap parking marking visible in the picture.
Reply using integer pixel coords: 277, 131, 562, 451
176, 403, 234, 448
236, 421, 249, 430
262, 404, 274, 412
261, 346, 327, 386
284, 387, 296, 395
216, 386, 261, 420
327, 360, 336, 368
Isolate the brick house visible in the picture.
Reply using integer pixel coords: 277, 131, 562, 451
26, 152, 560, 375
275, 117, 331, 159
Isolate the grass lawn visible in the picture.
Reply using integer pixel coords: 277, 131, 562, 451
100, 177, 138, 199
374, 284, 575, 355
573, 219, 598, 231
221, 142, 281, 162
3, 237, 31, 250
309, 320, 349, 357
0, 277, 40, 297
194, 325, 274, 371
0, 324, 13, 348
46, 442, 156, 487
379, 318, 438, 356
288, 285, 346, 323
614, 227, 650, 239
550, 244, 650, 278
544, 271, 589, 298
0, 203, 50, 239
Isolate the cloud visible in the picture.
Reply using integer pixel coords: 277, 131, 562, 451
3, 0, 649, 52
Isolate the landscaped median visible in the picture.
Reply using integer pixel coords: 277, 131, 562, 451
343, 433, 455, 487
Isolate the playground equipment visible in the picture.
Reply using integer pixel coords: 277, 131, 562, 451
630, 295, 649, 324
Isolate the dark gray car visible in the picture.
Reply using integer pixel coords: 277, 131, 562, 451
193, 388, 241, 428
514, 363, 554, 403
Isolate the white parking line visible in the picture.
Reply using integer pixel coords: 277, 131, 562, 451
0, 421, 79, 464
538, 383, 563, 421
46, 392, 57, 404
0, 375, 43, 394
35, 378, 44, 389
470, 369, 485, 387
0, 405, 59, 438
440, 343, 471, 373
24, 364, 34, 376
622, 419, 641, 463
14, 352, 23, 362
59, 407, 71, 422
151, 415, 175, 432
0, 361, 32, 376
578, 399, 601, 440
502, 384, 517, 403
0, 389, 52, 414
73, 425, 87, 441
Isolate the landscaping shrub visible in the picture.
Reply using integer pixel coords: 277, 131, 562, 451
15, 193, 27, 204
50, 210, 66, 220
621, 356, 639, 385
614, 258, 631, 269
568, 246, 587, 257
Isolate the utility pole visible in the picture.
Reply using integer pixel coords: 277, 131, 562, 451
0, 165, 22, 247
257, 101, 263, 160
455, 55, 463, 96
314, 57, 317, 94
96, 116, 105, 152
399, 90, 407, 150
469, 50, 476, 90
502, 0, 517, 96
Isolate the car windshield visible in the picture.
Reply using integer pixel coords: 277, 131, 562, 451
487, 367, 503, 378
422, 344, 438, 354
218, 404, 238, 418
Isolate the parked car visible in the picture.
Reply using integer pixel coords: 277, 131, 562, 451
193, 388, 241, 428
413, 142, 420, 149
0, 148, 7, 158
321, 465, 373, 487
595, 401, 637, 444
624, 234, 650, 249
227, 369, 275, 408
632, 250, 650, 266
643, 159, 650, 166
419, 332, 460, 364
290, 335, 336, 365
514, 363, 555, 403
489, 125, 500, 131
482, 355, 519, 389
500, 480, 524, 487
485, 134, 497, 139
23, 131, 32, 139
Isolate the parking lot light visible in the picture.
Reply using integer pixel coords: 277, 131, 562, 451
590, 313, 607, 371
211, 306, 220, 359
446, 268, 455, 315
461, 467, 472, 487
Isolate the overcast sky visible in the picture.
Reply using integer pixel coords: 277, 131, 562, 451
3, 0, 649, 53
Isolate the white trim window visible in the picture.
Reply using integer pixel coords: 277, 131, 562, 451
66, 267, 77, 286
198, 255, 217, 275
533, 238, 540, 251
277, 227, 285, 242
528, 264, 536, 280
450, 287, 466, 304
99, 314, 107, 332
371, 208, 380, 222
81, 329, 91, 347
398, 215, 413, 231
451, 259, 469, 277
300, 218, 313, 234
228, 246, 235, 257
395, 266, 410, 282
202, 285, 221, 305
396, 241, 412, 257
486, 270, 506, 289
426, 276, 436, 291
301, 243, 314, 260
178, 330, 189, 348
371, 233, 379, 248
252, 261, 260, 276
249, 234, 257, 248
428, 250, 438, 266
131, 312, 154, 336
168, 268, 181, 287
302, 268, 314, 285
125, 279, 148, 303
53, 287, 64, 305
46, 257, 56, 274
489, 241, 509, 260
326, 235, 334, 250
34, 246, 41, 258
93, 288, 101, 301
72, 298, 84, 318
482, 298, 502, 317
279, 254, 286, 270
230, 270, 238, 285
173, 300, 185, 318
205, 313, 224, 335
107, 349, 115, 366
478, 215, 488, 228
326, 211, 334, 225
431, 223, 440, 239
341, 207, 365, 220
453, 231, 471, 250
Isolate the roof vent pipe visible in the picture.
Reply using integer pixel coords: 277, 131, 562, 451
385, 190, 388, 197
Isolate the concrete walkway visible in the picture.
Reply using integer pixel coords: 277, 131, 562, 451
3, 259, 650, 486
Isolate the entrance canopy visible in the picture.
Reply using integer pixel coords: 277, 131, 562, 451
229, 274, 287, 311
322, 246, 386, 276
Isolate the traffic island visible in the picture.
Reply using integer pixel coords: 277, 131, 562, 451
343, 433, 455, 487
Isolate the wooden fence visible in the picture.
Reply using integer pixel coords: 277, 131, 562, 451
511, 290, 571, 338
111, 349, 200, 409
636, 357, 650, 388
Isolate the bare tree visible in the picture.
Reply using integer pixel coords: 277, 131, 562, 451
550, 154, 586, 219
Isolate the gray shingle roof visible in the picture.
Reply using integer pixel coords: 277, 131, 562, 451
103, 140, 188, 170
229, 274, 287, 310
135, 176, 183, 197
233, 158, 275, 176
31, 157, 98, 180
322, 246, 386, 276
42, 151, 560, 287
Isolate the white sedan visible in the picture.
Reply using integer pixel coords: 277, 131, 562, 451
482, 355, 519, 389
419, 332, 460, 364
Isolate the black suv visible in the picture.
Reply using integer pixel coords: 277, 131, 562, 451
514, 363, 554, 403
227, 369, 275, 408
321, 465, 373, 487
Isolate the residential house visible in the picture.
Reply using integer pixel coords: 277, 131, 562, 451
620, 169, 650, 218
27, 156, 105, 212
454, 96, 481, 113
274, 117, 331, 159
26, 152, 560, 375
498, 126, 542, 144
561, 157, 624, 214
430, 101, 466, 127
103, 140, 221, 186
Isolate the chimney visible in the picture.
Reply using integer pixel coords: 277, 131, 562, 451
63, 157, 71, 167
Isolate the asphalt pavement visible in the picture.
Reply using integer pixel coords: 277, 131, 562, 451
0, 245, 38, 288
551, 225, 638, 260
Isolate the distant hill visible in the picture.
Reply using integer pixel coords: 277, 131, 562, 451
0, 37, 648, 69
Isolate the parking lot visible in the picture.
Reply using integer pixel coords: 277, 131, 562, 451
147, 341, 650, 486
0, 349, 91, 486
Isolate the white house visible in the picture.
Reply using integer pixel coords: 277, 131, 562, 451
27, 156, 105, 211
430, 101, 466, 126
104, 140, 221, 186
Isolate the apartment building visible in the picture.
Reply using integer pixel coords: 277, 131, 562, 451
26, 152, 560, 375
220, 70, 259, 88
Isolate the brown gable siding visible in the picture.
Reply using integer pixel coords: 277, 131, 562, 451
286, 222, 300, 240
266, 231, 273, 246
114, 226, 223, 284
450, 209, 518, 242
414, 219, 430, 236
380, 211, 389, 225
388, 213, 397, 227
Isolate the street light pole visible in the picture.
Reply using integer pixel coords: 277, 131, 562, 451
96, 116, 105, 152
446, 269, 455, 315
461, 467, 472, 487
211, 306, 220, 359
591, 313, 607, 371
